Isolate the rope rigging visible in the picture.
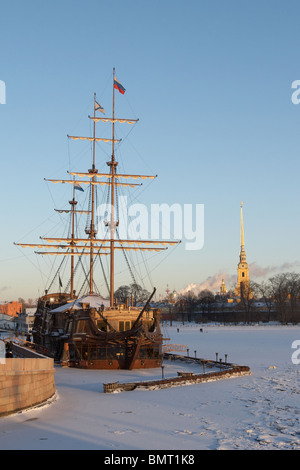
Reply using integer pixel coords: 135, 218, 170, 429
46, 256, 66, 293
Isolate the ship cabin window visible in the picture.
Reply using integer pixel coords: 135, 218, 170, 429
138, 346, 159, 359
119, 320, 131, 332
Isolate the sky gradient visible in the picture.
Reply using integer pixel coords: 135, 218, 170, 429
1, 0, 300, 301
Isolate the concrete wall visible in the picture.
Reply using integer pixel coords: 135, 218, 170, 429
0, 358, 55, 417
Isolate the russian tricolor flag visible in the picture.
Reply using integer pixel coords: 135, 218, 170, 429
114, 77, 126, 94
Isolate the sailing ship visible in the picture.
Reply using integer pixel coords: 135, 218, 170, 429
16, 70, 179, 369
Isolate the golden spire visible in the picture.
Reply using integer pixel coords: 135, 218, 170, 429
240, 201, 245, 251
235, 201, 250, 296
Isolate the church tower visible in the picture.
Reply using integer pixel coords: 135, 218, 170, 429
235, 202, 250, 296
220, 279, 227, 294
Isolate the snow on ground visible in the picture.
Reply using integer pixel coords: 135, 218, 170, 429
0, 323, 300, 450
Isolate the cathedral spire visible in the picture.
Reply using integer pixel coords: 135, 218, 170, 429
240, 201, 245, 251
239, 201, 247, 264
235, 201, 250, 296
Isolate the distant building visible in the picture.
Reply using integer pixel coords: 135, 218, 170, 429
17, 308, 36, 333
220, 279, 227, 294
164, 285, 178, 304
0, 313, 15, 331
0, 301, 22, 317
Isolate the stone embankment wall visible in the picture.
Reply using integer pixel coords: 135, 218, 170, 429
0, 357, 55, 417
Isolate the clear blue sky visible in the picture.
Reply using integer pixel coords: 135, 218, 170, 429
1, 0, 300, 301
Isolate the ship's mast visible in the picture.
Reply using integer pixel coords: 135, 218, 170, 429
88, 93, 97, 294
15, 70, 181, 299
70, 181, 76, 297
109, 68, 117, 306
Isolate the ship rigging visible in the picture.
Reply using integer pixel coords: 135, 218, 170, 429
15, 69, 180, 369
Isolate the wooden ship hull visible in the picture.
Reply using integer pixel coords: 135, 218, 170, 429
32, 292, 163, 370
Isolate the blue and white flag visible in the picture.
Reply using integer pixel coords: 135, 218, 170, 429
74, 183, 84, 192
95, 101, 105, 114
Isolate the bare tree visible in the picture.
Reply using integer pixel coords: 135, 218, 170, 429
235, 281, 256, 324
268, 272, 300, 323
197, 289, 215, 315
252, 281, 273, 322
114, 285, 131, 303
177, 291, 198, 322
114, 284, 151, 305
286, 273, 300, 323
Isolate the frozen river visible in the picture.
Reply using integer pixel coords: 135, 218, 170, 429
0, 323, 299, 450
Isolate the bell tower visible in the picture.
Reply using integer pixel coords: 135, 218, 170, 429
235, 202, 249, 295
220, 279, 227, 294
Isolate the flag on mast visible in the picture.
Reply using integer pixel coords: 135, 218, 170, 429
95, 101, 105, 114
74, 183, 84, 192
114, 77, 126, 94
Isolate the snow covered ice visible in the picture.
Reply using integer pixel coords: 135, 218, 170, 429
0, 323, 299, 450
